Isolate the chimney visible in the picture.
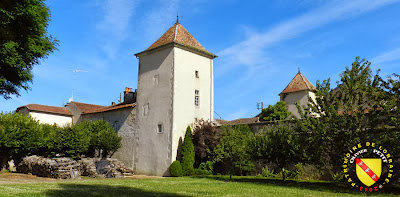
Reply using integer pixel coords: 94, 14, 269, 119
124, 87, 136, 103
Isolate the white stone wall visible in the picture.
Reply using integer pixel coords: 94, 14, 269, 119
29, 111, 72, 127
171, 47, 213, 162
281, 90, 316, 118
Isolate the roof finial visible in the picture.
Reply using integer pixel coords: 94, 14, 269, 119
176, 14, 179, 24
298, 67, 300, 73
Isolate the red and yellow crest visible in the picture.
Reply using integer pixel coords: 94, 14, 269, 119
356, 158, 382, 187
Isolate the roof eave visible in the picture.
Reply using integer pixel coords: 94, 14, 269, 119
135, 42, 217, 59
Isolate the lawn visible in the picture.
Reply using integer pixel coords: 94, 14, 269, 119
0, 175, 399, 197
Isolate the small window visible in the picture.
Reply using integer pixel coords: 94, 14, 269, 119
143, 103, 149, 116
153, 75, 159, 85
195, 70, 199, 78
157, 124, 163, 134
195, 90, 199, 107
113, 121, 120, 132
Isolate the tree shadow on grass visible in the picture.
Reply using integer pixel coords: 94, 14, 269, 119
193, 176, 400, 196
44, 183, 186, 197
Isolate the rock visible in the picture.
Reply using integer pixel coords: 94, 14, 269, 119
18, 156, 133, 179
18, 156, 80, 179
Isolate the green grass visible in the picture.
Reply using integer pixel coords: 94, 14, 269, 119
0, 176, 399, 197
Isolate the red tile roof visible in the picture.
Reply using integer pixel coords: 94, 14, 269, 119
83, 103, 136, 114
17, 104, 72, 116
136, 21, 216, 58
70, 102, 106, 113
280, 71, 316, 94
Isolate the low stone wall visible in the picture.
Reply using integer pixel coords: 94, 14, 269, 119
18, 155, 134, 179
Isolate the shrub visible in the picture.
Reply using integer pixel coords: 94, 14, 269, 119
74, 120, 121, 158
169, 161, 183, 177
261, 166, 275, 178
193, 168, 211, 175
50, 125, 90, 159
198, 161, 213, 174
181, 126, 195, 176
0, 112, 42, 168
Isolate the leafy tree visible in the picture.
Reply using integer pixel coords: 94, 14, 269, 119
0, 0, 58, 99
0, 112, 41, 169
50, 125, 90, 160
297, 57, 400, 177
252, 123, 301, 180
181, 126, 195, 176
261, 101, 291, 121
74, 120, 121, 158
192, 119, 222, 167
212, 125, 255, 178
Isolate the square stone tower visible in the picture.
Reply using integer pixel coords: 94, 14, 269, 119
134, 20, 217, 176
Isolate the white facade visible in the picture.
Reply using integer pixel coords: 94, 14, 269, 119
18, 108, 72, 127
281, 90, 316, 118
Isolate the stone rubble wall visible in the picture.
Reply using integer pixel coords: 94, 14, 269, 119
18, 155, 134, 179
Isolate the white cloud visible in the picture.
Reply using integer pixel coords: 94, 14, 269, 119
217, 0, 400, 73
371, 47, 400, 65
139, 0, 180, 44
215, 0, 400, 120
97, 0, 138, 58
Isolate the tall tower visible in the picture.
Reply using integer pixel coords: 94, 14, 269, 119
134, 20, 217, 176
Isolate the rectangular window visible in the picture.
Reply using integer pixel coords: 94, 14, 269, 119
195, 70, 199, 78
143, 103, 149, 116
113, 121, 119, 132
153, 75, 159, 85
195, 90, 199, 107
157, 124, 163, 134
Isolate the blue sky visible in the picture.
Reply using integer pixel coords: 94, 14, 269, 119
1, 0, 400, 120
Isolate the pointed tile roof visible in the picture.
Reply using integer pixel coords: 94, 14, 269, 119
280, 71, 316, 94
135, 20, 216, 58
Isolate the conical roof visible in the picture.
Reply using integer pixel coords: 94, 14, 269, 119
135, 21, 216, 58
280, 71, 316, 94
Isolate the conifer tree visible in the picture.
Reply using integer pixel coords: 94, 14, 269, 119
181, 126, 195, 176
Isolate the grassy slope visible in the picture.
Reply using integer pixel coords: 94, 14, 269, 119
0, 176, 399, 197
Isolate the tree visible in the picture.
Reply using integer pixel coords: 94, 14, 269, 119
0, 0, 58, 99
192, 119, 222, 167
181, 126, 195, 176
297, 57, 400, 177
212, 125, 255, 178
253, 123, 301, 180
261, 101, 291, 121
74, 120, 121, 158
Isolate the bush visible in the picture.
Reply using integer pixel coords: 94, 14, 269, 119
169, 161, 183, 177
198, 161, 213, 174
0, 112, 42, 168
74, 120, 121, 158
181, 126, 195, 176
261, 166, 275, 178
50, 126, 90, 160
194, 168, 211, 175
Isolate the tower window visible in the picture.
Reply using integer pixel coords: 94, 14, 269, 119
153, 74, 159, 85
195, 70, 199, 78
113, 121, 120, 132
195, 90, 199, 107
143, 103, 149, 116
157, 124, 163, 134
